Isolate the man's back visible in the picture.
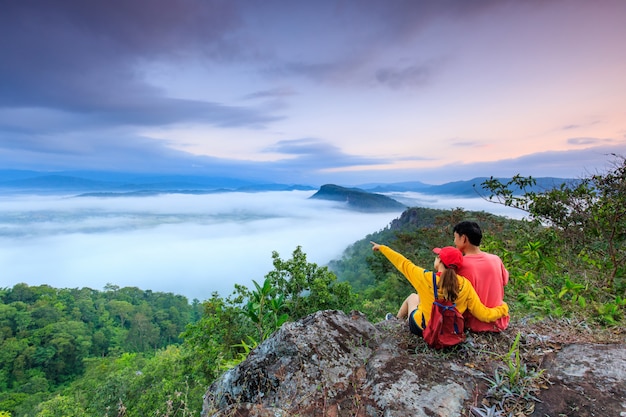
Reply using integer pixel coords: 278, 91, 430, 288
458, 252, 509, 332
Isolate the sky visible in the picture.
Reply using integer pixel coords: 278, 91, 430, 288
1, 0, 625, 186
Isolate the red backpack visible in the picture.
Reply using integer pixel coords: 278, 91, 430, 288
423, 272, 466, 349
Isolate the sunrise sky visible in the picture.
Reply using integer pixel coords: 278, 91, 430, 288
1, 0, 625, 186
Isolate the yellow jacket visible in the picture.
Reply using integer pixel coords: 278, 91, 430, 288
379, 245, 509, 329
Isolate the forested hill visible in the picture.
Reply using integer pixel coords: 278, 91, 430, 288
0, 284, 204, 414
309, 184, 407, 212
327, 206, 512, 291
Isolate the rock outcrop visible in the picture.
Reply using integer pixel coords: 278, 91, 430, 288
310, 184, 407, 212
201, 310, 626, 417
532, 343, 626, 416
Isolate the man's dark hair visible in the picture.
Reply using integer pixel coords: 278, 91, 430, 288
453, 221, 482, 246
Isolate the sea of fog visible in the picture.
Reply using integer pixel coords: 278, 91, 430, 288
0, 190, 524, 301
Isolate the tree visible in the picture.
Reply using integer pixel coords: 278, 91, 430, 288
241, 278, 289, 342
106, 300, 134, 328
180, 293, 248, 382
35, 395, 86, 417
481, 155, 626, 293
264, 246, 356, 320
4, 284, 38, 304
32, 321, 92, 384
126, 312, 159, 351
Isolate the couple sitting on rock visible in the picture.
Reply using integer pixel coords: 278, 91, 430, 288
371, 221, 509, 339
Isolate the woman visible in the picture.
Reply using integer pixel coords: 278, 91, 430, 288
370, 242, 509, 337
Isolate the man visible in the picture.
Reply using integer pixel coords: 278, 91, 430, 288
453, 221, 509, 332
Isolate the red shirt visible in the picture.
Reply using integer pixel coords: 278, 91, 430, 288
458, 252, 509, 332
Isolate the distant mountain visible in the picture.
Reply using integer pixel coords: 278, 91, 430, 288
77, 184, 315, 198
76, 190, 227, 198
310, 184, 407, 212
357, 181, 431, 192
235, 184, 316, 192
0, 170, 314, 194
0, 169, 578, 198
0, 169, 50, 181
0, 175, 120, 191
360, 177, 579, 197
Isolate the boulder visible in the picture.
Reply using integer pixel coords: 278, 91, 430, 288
201, 310, 626, 417
532, 343, 626, 417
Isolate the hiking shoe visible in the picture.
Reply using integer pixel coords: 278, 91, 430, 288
385, 313, 396, 320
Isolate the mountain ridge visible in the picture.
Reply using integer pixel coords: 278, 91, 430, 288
361, 176, 580, 197
0, 169, 577, 197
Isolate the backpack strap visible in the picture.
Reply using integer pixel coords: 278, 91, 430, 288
423, 271, 438, 329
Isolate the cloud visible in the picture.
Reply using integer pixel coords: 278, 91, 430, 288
265, 138, 341, 155
450, 140, 485, 148
4, 0, 485, 136
0, 128, 235, 174
0, 130, 392, 182
0, 191, 402, 299
1, 2, 228, 94
3, 129, 623, 187
0, 1, 279, 129
420, 145, 626, 182
109, 98, 281, 128
561, 120, 601, 131
262, 138, 393, 170
0, 187, 530, 300
1, 0, 623, 189
567, 137, 608, 146
227, 0, 508, 86
320, 144, 626, 186
375, 64, 433, 89
243, 87, 298, 100
0, 0, 588, 111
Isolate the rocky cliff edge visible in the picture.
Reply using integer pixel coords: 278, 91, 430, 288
202, 310, 625, 417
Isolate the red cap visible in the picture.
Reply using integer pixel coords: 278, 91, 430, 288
433, 246, 463, 269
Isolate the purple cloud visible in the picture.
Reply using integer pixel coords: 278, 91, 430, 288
243, 87, 298, 100
263, 138, 391, 169
375, 64, 433, 89
0, 0, 277, 129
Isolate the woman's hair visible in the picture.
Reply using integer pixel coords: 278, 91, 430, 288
439, 266, 460, 302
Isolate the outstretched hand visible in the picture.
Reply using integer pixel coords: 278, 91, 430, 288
370, 241, 381, 251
